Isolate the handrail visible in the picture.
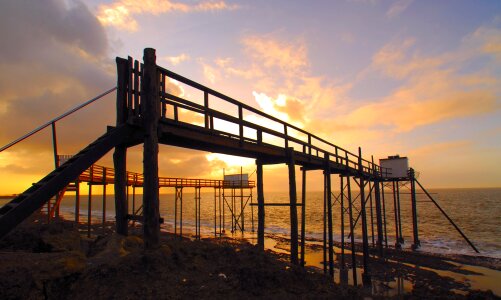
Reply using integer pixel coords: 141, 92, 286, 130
0, 87, 117, 153
158, 67, 390, 175
77, 163, 256, 188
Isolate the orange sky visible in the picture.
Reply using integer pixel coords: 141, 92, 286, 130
0, 0, 500, 194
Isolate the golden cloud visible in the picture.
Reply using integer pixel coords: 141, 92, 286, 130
97, 0, 238, 31
163, 53, 190, 65
242, 35, 309, 74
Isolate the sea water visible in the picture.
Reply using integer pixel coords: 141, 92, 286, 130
4, 187, 497, 258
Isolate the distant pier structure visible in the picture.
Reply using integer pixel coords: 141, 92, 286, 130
0, 48, 478, 287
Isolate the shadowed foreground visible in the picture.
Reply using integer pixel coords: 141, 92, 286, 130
0, 216, 360, 299
0, 215, 498, 299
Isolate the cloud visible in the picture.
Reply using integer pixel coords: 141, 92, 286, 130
162, 53, 190, 65
344, 85, 497, 132
242, 35, 308, 74
386, 0, 413, 18
0, 0, 118, 193
351, 34, 501, 132
251, 92, 306, 126
464, 26, 501, 63
371, 38, 441, 79
201, 62, 219, 84
97, 0, 238, 31
201, 35, 347, 131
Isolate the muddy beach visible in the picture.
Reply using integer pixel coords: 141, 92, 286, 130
0, 215, 499, 299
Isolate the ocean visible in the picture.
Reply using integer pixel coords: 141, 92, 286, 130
5, 187, 498, 259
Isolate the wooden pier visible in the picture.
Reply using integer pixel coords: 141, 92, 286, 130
0, 48, 479, 287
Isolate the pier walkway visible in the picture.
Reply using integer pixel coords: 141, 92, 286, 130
0, 48, 478, 287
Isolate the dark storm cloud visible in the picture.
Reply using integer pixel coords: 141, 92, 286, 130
0, 0, 107, 61
0, 0, 114, 149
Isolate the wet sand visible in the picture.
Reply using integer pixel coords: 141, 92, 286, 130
0, 215, 499, 299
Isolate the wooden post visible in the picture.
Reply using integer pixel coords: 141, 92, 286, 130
323, 171, 327, 274
358, 147, 371, 286
300, 167, 306, 266
74, 180, 80, 223
102, 168, 107, 231
214, 187, 217, 237
87, 165, 93, 238
410, 168, 421, 250
346, 176, 357, 286
374, 178, 384, 257
114, 57, 128, 236
369, 181, 375, 247
372, 157, 384, 257
256, 160, 265, 250
287, 148, 299, 265
142, 48, 160, 248
339, 175, 348, 284
51, 122, 59, 169
381, 181, 389, 248
240, 167, 244, 232
396, 182, 404, 244
325, 154, 334, 277
392, 181, 401, 249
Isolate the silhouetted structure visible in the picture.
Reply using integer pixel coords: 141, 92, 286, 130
0, 48, 479, 288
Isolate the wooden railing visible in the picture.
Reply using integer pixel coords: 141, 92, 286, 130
118, 55, 391, 178
77, 163, 255, 188
157, 66, 390, 177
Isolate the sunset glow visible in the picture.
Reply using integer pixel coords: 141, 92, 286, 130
0, 0, 500, 194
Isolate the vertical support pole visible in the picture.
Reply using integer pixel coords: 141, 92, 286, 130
369, 181, 375, 247
323, 171, 327, 274
347, 176, 358, 286
214, 187, 217, 237
180, 187, 183, 237
240, 166, 244, 232
195, 187, 198, 239
250, 188, 255, 232
114, 57, 128, 236
238, 105, 243, 145
372, 157, 383, 256
219, 187, 222, 235
374, 178, 384, 257
287, 148, 299, 265
222, 186, 226, 233
174, 187, 178, 235
142, 48, 160, 248
256, 160, 265, 250
51, 122, 59, 169
102, 168, 107, 230
381, 182, 388, 248
75, 180, 80, 223
358, 147, 371, 286
340, 175, 348, 284
410, 168, 420, 250
396, 182, 404, 244
132, 181, 136, 218
87, 165, 93, 238
231, 188, 235, 233
325, 154, 334, 277
300, 167, 306, 266
204, 91, 209, 129
198, 187, 201, 239
392, 181, 401, 249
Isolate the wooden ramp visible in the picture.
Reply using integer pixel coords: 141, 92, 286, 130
0, 125, 131, 238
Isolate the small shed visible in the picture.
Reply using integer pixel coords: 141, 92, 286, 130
379, 155, 409, 178
223, 174, 249, 188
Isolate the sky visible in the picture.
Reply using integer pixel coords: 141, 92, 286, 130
0, 0, 500, 194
